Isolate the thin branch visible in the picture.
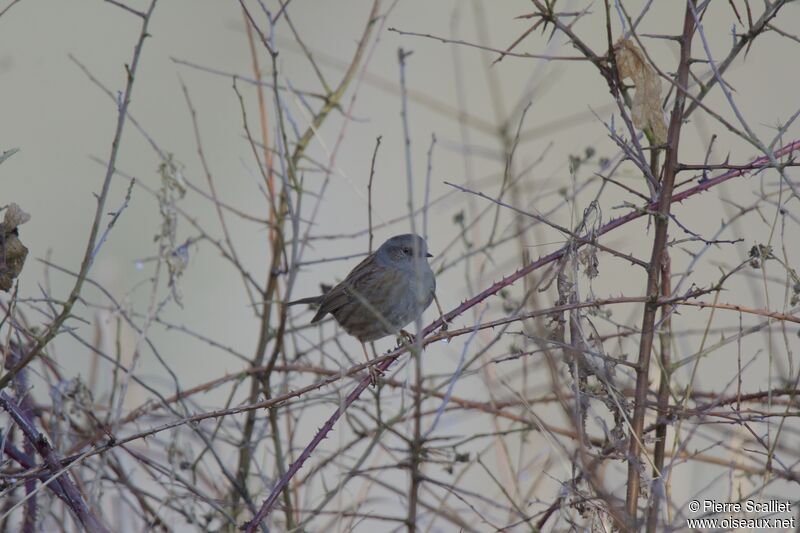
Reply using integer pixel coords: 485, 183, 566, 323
388, 27, 591, 61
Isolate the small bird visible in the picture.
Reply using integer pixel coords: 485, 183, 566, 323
288, 234, 438, 383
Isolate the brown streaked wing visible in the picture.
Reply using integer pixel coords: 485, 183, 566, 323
311, 253, 376, 322
335, 264, 408, 340
347, 262, 408, 319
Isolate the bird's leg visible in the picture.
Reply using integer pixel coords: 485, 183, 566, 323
434, 293, 448, 333
397, 329, 416, 346
361, 342, 379, 387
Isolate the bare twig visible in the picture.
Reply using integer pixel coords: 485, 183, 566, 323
367, 135, 382, 253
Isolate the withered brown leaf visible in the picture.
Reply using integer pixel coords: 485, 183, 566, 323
0, 203, 30, 292
614, 38, 668, 144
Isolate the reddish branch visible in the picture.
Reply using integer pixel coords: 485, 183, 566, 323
625, 2, 696, 525
679, 301, 800, 324
0, 392, 108, 532
646, 256, 673, 533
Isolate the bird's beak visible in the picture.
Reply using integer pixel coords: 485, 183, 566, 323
426, 252, 434, 258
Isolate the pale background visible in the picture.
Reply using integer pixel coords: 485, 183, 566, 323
2, 0, 799, 530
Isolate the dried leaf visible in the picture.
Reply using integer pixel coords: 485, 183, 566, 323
0, 203, 30, 292
167, 243, 189, 279
51, 377, 96, 438
579, 247, 599, 279
156, 156, 188, 304
1, 203, 30, 230
614, 38, 668, 144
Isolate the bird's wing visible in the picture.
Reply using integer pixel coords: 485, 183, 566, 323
311, 253, 376, 323
311, 285, 348, 322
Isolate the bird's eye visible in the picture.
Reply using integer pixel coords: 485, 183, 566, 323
402, 247, 411, 255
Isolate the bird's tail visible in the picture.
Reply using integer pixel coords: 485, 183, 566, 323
286, 296, 321, 306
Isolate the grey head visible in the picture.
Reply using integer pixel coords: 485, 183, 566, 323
375, 234, 432, 269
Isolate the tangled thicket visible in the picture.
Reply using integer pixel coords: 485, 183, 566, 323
1, 1, 799, 532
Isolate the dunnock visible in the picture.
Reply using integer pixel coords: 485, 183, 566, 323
289, 234, 438, 383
